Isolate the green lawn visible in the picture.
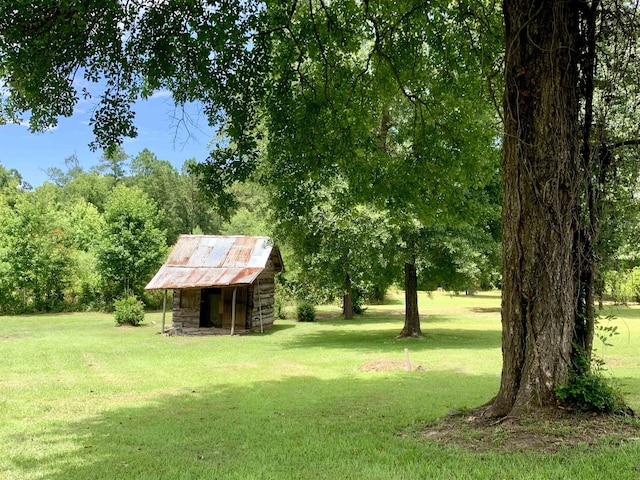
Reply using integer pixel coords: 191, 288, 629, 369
1, 291, 639, 479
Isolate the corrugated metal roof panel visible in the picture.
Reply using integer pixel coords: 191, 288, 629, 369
145, 235, 283, 290
145, 266, 264, 289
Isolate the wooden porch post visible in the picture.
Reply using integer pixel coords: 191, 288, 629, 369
230, 287, 237, 336
161, 289, 167, 333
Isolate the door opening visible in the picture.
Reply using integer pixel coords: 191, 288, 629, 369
200, 288, 222, 328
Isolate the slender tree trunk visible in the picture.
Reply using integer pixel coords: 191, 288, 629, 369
573, 1, 600, 368
487, 0, 582, 417
343, 274, 354, 319
575, 141, 612, 358
398, 261, 422, 338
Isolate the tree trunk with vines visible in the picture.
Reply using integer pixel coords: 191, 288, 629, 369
487, 0, 582, 417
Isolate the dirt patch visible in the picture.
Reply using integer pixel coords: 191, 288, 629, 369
359, 358, 423, 372
1, 335, 23, 340
411, 409, 640, 453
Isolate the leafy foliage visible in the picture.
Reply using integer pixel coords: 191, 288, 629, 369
113, 295, 145, 326
219, 182, 270, 236
0, 187, 75, 313
296, 301, 316, 323
96, 146, 129, 183
0, 153, 252, 313
555, 349, 627, 415
96, 185, 167, 298
416, 223, 501, 293
595, 313, 619, 347
274, 295, 287, 320
0, 2, 503, 326
605, 267, 640, 305
129, 151, 224, 244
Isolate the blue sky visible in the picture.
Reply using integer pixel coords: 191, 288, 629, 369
0, 91, 215, 187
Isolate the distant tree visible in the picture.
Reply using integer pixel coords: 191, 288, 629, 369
299, 204, 395, 319
45, 154, 84, 187
129, 148, 184, 244
44, 156, 114, 211
0, 163, 30, 203
0, 186, 74, 312
249, 2, 500, 333
174, 159, 224, 237
0, 192, 16, 312
417, 223, 501, 293
94, 146, 129, 183
219, 182, 270, 236
65, 199, 105, 308
0, 163, 25, 190
64, 171, 113, 212
97, 185, 167, 297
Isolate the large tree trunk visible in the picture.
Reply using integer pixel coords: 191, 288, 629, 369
398, 261, 422, 338
488, 0, 582, 417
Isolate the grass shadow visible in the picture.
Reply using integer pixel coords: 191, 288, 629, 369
602, 304, 640, 320
249, 323, 296, 336
7, 373, 500, 480
378, 296, 405, 306
316, 311, 466, 327
461, 293, 502, 300
12, 370, 638, 480
315, 312, 404, 326
284, 327, 501, 353
471, 307, 502, 314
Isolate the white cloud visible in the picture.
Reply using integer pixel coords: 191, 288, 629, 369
149, 89, 172, 100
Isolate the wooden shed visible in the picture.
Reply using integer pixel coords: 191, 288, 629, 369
145, 235, 284, 334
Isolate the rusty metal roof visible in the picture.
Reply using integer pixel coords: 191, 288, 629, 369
145, 235, 284, 290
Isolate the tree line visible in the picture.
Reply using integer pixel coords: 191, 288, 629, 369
0, 149, 223, 314
0, 143, 504, 316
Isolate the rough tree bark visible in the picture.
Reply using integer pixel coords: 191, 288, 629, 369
398, 261, 422, 338
487, 0, 582, 417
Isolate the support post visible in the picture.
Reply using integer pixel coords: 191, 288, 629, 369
231, 287, 237, 336
161, 289, 167, 334
404, 348, 412, 371
257, 279, 264, 333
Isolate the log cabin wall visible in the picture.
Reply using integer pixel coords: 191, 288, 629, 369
248, 260, 276, 330
172, 288, 201, 329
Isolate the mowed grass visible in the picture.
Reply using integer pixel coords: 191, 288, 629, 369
1, 290, 640, 479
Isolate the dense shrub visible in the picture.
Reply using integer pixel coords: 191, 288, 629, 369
297, 301, 316, 322
555, 350, 627, 414
351, 288, 368, 315
114, 295, 145, 326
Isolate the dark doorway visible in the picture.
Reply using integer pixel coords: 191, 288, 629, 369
200, 288, 222, 328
